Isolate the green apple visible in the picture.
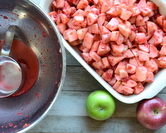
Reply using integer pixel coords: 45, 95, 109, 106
86, 90, 116, 120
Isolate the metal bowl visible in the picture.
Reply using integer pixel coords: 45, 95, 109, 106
0, 0, 66, 132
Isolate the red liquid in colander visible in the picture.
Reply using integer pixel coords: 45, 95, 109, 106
0, 39, 39, 97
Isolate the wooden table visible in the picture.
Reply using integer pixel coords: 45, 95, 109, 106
28, 0, 166, 132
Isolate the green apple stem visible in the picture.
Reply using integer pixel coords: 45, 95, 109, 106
99, 107, 104, 111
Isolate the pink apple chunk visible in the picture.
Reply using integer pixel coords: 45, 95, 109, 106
136, 97, 166, 130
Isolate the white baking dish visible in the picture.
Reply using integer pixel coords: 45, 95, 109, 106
39, 0, 166, 104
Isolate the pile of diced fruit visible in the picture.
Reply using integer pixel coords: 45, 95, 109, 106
49, 0, 166, 95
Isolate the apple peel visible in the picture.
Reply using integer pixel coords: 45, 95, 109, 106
86, 90, 116, 121
136, 97, 166, 130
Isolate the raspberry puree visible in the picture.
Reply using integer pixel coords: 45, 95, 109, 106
0, 39, 39, 97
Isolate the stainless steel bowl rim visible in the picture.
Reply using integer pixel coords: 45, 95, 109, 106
19, 1, 66, 132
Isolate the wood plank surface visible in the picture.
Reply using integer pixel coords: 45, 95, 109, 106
28, 0, 166, 132
28, 50, 166, 133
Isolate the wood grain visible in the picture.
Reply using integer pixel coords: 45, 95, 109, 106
28, 91, 166, 133
28, 115, 166, 133
28, 51, 166, 133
